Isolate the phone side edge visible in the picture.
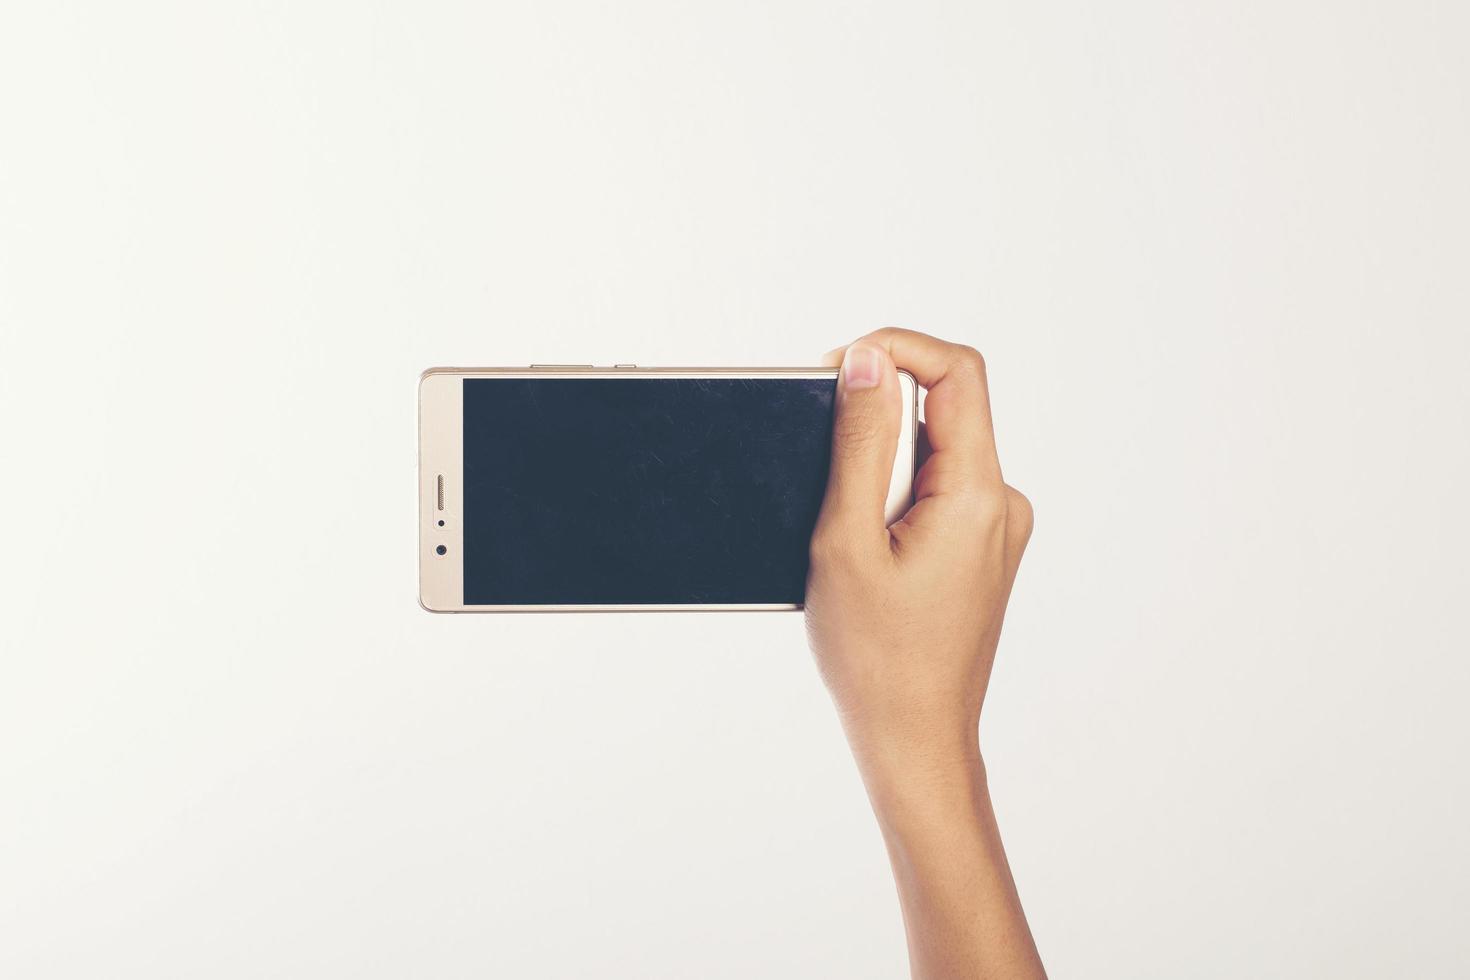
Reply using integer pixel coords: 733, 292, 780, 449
418, 372, 464, 612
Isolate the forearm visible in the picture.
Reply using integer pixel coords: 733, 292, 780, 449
860, 747, 1046, 980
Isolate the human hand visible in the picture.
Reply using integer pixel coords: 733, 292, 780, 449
806, 328, 1032, 782
804, 328, 1044, 979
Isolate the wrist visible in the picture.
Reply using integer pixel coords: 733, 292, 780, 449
861, 746, 1000, 908
846, 727, 989, 837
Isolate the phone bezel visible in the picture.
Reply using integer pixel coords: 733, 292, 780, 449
418, 366, 918, 613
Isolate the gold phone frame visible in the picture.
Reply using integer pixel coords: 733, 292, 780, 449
418, 366, 918, 613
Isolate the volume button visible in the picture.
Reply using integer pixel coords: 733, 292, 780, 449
529, 363, 594, 369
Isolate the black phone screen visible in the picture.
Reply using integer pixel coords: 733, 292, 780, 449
461, 377, 835, 605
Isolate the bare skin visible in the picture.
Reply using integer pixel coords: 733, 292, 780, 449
805, 328, 1045, 980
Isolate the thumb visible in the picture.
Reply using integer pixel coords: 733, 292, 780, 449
814, 341, 901, 548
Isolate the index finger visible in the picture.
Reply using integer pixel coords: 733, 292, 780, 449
823, 327, 1002, 490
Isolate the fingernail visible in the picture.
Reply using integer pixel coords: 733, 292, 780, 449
843, 344, 882, 389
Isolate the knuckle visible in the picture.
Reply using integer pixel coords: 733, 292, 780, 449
831, 409, 881, 457
953, 486, 1009, 531
979, 488, 1009, 528
953, 344, 987, 377
1005, 485, 1035, 540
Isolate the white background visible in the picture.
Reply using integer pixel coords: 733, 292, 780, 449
2, 1, 1468, 977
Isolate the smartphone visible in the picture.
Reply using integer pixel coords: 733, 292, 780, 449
418, 366, 917, 612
